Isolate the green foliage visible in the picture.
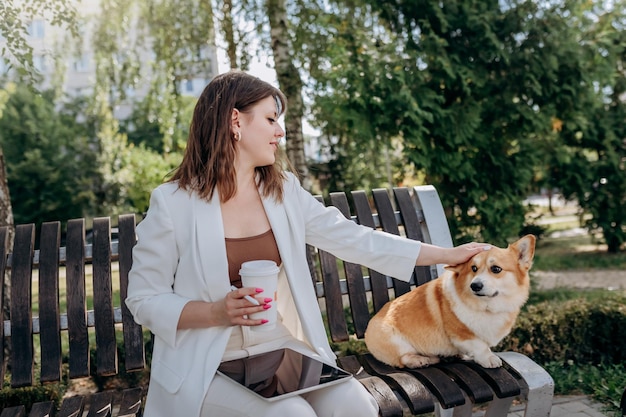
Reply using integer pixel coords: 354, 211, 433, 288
547, 6, 626, 253
126, 145, 180, 214
543, 362, 626, 412
0, 84, 99, 226
0, 83, 177, 224
0, 0, 78, 81
0, 378, 66, 411
498, 296, 626, 365
301, 0, 626, 250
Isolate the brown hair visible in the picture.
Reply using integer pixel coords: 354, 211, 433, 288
169, 71, 289, 202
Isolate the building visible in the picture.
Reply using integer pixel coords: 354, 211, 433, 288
0, 0, 219, 119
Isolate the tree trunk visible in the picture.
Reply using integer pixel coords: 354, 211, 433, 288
0, 148, 14, 361
220, 0, 238, 70
266, 0, 310, 190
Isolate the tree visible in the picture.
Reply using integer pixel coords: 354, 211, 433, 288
0, 84, 100, 226
551, 4, 626, 252
266, 0, 310, 187
218, 0, 311, 188
0, 0, 77, 80
0, 0, 78, 232
301, 0, 619, 246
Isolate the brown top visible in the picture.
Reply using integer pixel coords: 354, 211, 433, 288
225, 229, 282, 287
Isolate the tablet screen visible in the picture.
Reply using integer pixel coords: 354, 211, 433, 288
217, 348, 353, 401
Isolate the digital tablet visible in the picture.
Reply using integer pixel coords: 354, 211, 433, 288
217, 348, 353, 402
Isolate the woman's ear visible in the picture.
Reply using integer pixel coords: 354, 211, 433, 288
231, 108, 241, 131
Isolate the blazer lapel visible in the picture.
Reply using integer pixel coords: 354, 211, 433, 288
262, 195, 293, 268
194, 190, 231, 301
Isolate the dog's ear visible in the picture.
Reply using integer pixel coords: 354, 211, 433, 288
444, 264, 464, 274
511, 234, 536, 269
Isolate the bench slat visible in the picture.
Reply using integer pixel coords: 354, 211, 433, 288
351, 191, 390, 313
117, 387, 144, 417
0, 226, 9, 384
38, 221, 62, 383
393, 188, 432, 285
360, 353, 435, 415
371, 189, 411, 297
92, 218, 118, 376
27, 401, 55, 417
58, 395, 85, 417
86, 391, 113, 417
337, 355, 404, 417
436, 362, 494, 404
314, 196, 349, 342
465, 362, 522, 398
318, 249, 348, 341
0, 406, 24, 417
329, 192, 370, 338
10, 224, 35, 388
66, 219, 90, 378
405, 366, 466, 409
118, 214, 145, 372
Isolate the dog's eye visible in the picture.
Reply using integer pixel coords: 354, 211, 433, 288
471, 265, 478, 272
491, 265, 502, 274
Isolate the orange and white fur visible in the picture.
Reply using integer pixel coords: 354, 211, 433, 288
364, 235, 535, 369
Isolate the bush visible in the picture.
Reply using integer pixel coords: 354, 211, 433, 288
498, 295, 626, 365
0, 377, 66, 411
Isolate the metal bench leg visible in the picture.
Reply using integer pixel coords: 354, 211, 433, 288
497, 352, 554, 417
483, 396, 515, 417
434, 392, 473, 417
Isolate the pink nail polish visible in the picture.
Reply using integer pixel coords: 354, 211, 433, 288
263, 298, 273, 303
261, 319, 269, 324
255, 288, 264, 293
263, 304, 271, 310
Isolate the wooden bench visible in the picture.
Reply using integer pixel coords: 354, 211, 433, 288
0, 185, 554, 416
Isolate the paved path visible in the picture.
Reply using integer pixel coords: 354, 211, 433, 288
533, 269, 626, 291
504, 395, 612, 417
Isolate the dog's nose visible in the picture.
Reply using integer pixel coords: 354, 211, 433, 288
470, 282, 483, 292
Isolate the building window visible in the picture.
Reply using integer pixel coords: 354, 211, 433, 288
28, 20, 45, 38
73, 54, 90, 72
33, 55, 47, 72
185, 79, 194, 93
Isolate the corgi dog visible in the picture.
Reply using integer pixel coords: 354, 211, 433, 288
364, 235, 536, 369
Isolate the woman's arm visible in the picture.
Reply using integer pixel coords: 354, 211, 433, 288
415, 242, 491, 266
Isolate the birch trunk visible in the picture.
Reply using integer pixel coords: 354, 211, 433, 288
221, 0, 238, 69
0, 148, 14, 359
266, 0, 310, 190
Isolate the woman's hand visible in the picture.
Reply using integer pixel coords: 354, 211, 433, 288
176, 287, 271, 329
416, 242, 492, 267
218, 287, 272, 327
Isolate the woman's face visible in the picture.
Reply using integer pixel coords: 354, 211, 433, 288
235, 96, 284, 169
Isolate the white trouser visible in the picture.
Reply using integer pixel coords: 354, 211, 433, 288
200, 323, 379, 417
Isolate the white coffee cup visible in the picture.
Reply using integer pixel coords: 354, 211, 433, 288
239, 260, 280, 331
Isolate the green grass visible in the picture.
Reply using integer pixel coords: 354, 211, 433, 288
533, 234, 626, 270
544, 362, 626, 416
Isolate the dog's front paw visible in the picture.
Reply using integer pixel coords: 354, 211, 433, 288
401, 353, 440, 368
475, 353, 502, 368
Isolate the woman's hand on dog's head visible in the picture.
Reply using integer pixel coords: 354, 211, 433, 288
416, 242, 491, 267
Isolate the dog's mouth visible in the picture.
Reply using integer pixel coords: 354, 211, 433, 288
473, 290, 499, 298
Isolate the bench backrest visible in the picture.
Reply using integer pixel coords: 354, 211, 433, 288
1, 214, 143, 389
0, 185, 451, 388
307, 186, 453, 342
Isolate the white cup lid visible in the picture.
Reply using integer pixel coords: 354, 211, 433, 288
239, 260, 280, 276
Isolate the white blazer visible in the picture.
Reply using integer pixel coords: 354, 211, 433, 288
126, 173, 422, 417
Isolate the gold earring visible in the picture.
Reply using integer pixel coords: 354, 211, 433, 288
235, 132, 241, 142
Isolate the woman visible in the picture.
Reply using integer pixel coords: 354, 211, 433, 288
126, 70, 490, 417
